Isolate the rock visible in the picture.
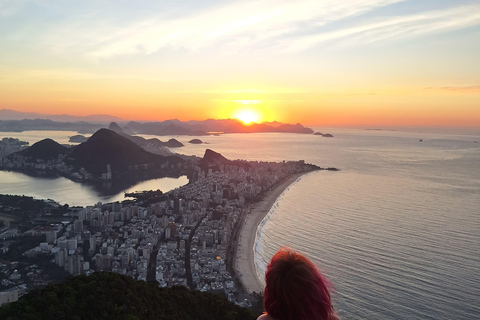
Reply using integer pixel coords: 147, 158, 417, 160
314, 132, 333, 137
69, 135, 88, 143
188, 139, 203, 144
165, 139, 184, 148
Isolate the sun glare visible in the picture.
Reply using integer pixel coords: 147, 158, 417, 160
234, 109, 261, 124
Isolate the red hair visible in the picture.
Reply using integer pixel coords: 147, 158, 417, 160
263, 248, 336, 320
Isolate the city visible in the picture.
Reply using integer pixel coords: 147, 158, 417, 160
0, 145, 321, 307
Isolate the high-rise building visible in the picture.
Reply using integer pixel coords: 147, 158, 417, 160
73, 220, 83, 232
46, 230, 57, 244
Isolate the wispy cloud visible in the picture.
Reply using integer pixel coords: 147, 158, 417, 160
39, 0, 403, 58
26, 0, 480, 59
425, 85, 480, 93
281, 4, 480, 51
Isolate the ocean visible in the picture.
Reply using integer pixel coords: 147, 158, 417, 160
1, 127, 479, 319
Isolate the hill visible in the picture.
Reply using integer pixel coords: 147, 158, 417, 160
125, 119, 314, 135
108, 122, 184, 148
0, 112, 314, 135
66, 129, 184, 177
12, 138, 69, 161
0, 272, 255, 320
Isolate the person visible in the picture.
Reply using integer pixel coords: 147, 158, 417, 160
257, 247, 340, 320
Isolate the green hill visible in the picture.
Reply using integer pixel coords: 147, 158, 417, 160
0, 272, 255, 320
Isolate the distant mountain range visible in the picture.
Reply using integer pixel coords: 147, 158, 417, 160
124, 118, 313, 135
0, 109, 314, 135
0, 108, 123, 122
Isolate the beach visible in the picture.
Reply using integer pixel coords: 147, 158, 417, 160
235, 172, 308, 293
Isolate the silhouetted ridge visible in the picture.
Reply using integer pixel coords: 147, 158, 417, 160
0, 272, 254, 320
108, 121, 124, 133
13, 138, 69, 161
66, 129, 182, 176
107, 122, 185, 148
202, 149, 229, 163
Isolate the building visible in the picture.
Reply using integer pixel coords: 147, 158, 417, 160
0, 288, 19, 307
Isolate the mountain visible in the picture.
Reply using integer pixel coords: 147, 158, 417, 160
202, 149, 229, 164
66, 129, 184, 176
0, 108, 123, 123
0, 109, 314, 135
12, 138, 69, 161
0, 119, 103, 133
196, 148, 253, 175
125, 120, 209, 136
124, 119, 314, 135
277, 123, 314, 134
108, 122, 184, 148
0, 272, 255, 320
108, 121, 124, 133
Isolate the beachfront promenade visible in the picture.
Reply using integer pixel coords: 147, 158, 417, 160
235, 172, 306, 293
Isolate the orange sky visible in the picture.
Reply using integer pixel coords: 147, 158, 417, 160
1, 1, 479, 127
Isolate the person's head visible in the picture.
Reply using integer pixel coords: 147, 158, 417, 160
263, 247, 335, 320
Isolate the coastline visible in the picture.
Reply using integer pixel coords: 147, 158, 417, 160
235, 171, 309, 294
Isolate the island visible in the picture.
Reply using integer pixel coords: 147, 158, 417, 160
68, 134, 88, 143
314, 132, 334, 137
189, 139, 203, 144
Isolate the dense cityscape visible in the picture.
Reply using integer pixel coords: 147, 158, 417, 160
0, 135, 323, 307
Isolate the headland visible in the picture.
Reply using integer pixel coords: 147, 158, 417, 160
235, 172, 307, 293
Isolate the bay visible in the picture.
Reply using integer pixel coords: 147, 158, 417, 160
1, 127, 479, 319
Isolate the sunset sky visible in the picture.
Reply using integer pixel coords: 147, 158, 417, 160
1, 0, 479, 127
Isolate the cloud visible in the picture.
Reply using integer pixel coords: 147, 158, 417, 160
425, 86, 480, 93
280, 4, 480, 51
33, 1, 480, 59
39, 0, 403, 58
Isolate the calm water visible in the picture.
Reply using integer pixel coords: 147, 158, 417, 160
0, 171, 188, 206
1, 128, 479, 319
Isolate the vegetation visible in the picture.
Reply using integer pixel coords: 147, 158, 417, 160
124, 189, 168, 206
0, 272, 256, 320
0, 195, 47, 220
0, 194, 68, 230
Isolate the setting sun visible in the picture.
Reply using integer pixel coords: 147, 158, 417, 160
233, 109, 262, 124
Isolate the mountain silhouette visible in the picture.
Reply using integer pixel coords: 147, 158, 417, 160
13, 138, 69, 161
66, 129, 184, 176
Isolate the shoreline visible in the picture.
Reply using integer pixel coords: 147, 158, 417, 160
235, 171, 310, 294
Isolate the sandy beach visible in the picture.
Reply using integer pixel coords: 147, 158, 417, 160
235, 172, 308, 293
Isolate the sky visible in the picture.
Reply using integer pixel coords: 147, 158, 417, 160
1, 0, 479, 127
